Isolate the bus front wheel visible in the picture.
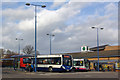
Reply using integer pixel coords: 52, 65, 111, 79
49, 67, 53, 72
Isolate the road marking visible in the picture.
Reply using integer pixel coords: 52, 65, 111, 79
85, 75, 91, 77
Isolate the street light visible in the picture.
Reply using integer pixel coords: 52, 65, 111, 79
26, 3, 46, 72
91, 26, 104, 71
46, 34, 55, 55
16, 38, 23, 69
16, 38, 23, 54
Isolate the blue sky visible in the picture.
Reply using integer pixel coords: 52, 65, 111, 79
2, 2, 118, 23
2, 2, 60, 10
1, 1, 118, 54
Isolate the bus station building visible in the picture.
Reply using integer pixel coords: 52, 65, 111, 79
64, 45, 120, 72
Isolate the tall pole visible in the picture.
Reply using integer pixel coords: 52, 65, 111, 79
16, 38, 23, 69
97, 28, 99, 71
50, 35, 51, 55
16, 38, 23, 55
91, 27, 103, 72
26, 3, 46, 72
47, 34, 55, 55
19, 40, 20, 54
34, 5, 37, 72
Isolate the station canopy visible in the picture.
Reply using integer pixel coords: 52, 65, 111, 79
11, 55, 33, 58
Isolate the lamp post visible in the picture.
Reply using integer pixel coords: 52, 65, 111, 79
91, 27, 103, 71
16, 38, 23, 54
16, 38, 23, 69
46, 34, 55, 55
26, 3, 46, 72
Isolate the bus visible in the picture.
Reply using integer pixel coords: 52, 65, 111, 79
72, 59, 90, 71
20, 54, 73, 72
20, 57, 31, 69
35, 54, 72, 72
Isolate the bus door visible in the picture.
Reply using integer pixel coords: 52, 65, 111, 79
62, 55, 72, 71
84, 59, 90, 70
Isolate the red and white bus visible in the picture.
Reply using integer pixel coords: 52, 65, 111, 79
72, 59, 90, 71
20, 57, 31, 69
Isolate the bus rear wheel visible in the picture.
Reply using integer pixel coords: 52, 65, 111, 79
29, 67, 33, 72
49, 67, 53, 72
72, 67, 76, 72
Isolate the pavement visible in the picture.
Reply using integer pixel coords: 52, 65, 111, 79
1, 67, 120, 78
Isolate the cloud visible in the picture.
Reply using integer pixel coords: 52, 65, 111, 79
2, 0, 119, 2
2, 6, 34, 22
18, 2, 86, 31
18, 19, 34, 30
51, 2, 118, 52
51, 0, 67, 8
53, 28, 63, 33
104, 3, 118, 18
0, 27, 2, 47
2, 2, 118, 54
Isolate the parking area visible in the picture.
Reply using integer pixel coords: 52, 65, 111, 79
1, 68, 119, 78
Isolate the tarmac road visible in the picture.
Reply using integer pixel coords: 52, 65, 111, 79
1, 68, 119, 78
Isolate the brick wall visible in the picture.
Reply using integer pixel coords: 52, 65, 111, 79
104, 46, 120, 51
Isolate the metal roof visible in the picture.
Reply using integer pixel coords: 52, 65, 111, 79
65, 50, 119, 58
1, 58, 14, 60
89, 44, 109, 51
11, 55, 33, 58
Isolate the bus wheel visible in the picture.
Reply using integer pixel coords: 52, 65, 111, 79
29, 68, 33, 72
28, 67, 31, 72
72, 67, 76, 72
49, 67, 53, 72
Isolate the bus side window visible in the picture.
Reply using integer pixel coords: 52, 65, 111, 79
73, 61, 76, 66
47, 59, 51, 64
51, 59, 54, 64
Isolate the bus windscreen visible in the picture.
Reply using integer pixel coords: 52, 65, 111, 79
23, 58, 31, 64
63, 55, 72, 66
73, 61, 83, 66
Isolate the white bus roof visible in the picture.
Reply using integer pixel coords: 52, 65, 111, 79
73, 59, 84, 61
37, 54, 71, 58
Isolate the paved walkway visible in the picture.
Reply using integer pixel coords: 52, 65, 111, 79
1, 67, 119, 78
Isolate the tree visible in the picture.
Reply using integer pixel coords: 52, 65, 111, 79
0, 49, 5, 54
6, 49, 12, 54
32, 50, 40, 56
0, 49, 17, 59
23, 45, 34, 55
0, 49, 5, 58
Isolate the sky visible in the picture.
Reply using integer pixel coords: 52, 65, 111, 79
1, 0, 119, 54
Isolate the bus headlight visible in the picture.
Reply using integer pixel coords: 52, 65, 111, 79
62, 66, 65, 69
70, 67, 72, 69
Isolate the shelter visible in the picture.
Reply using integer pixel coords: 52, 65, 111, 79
11, 55, 33, 69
